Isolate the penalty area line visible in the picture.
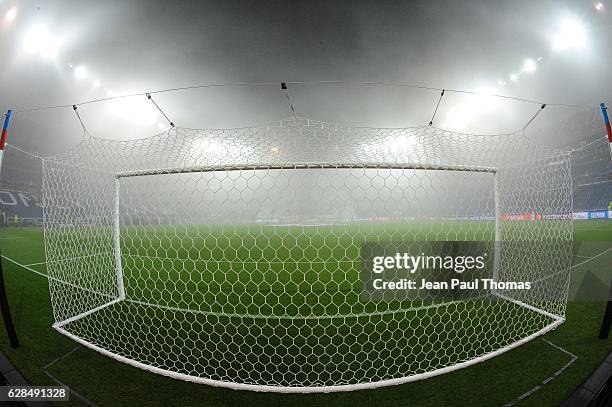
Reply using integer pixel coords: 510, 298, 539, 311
503, 339, 577, 406
42, 346, 98, 407
529, 246, 612, 286
23, 260, 47, 267
0, 255, 49, 278
570, 247, 612, 270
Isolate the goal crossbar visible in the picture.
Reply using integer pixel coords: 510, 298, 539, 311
115, 162, 498, 179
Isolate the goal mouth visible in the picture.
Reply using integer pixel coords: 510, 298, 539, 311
42, 117, 572, 392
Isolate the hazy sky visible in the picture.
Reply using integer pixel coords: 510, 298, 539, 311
0, 0, 610, 154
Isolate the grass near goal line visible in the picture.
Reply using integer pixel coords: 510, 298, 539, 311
0, 221, 610, 406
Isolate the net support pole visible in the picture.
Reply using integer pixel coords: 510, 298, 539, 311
599, 275, 612, 339
281, 83, 296, 117
113, 177, 125, 300
600, 103, 612, 160
0, 250, 19, 348
492, 171, 501, 284
0, 110, 12, 180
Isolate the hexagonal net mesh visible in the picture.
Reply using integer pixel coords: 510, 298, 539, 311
42, 116, 572, 392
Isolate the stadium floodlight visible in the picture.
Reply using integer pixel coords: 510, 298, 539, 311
553, 19, 586, 51
73, 65, 88, 79
522, 59, 536, 73
509, 73, 518, 82
23, 25, 60, 59
93, 79, 101, 88
42, 115, 572, 392
4, 7, 17, 22
595, 2, 604, 11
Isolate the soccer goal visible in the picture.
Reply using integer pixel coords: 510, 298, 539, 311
42, 116, 573, 392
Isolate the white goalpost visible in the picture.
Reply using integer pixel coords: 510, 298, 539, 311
43, 116, 573, 392
114, 177, 125, 301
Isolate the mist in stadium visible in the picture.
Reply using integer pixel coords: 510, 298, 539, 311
0, 1, 610, 406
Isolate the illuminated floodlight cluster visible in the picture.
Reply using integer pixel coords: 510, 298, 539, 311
504, 56, 539, 85
6, 7, 118, 117
494, 16, 588, 90
23, 25, 62, 59
522, 59, 536, 73
450, 14, 591, 129
73, 65, 88, 79
552, 19, 587, 51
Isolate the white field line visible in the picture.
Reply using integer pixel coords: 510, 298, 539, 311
503, 339, 577, 406
43, 359, 98, 407
24, 252, 114, 268
24, 260, 47, 267
1, 255, 49, 279
42, 346, 95, 405
528, 246, 612, 287
124, 294, 492, 320
261, 223, 348, 227
1, 255, 115, 299
125, 253, 358, 265
43, 370, 97, 406
493, 292, 562, 322
55, 298, 122, 327
570, 247, 611, 269
42, 346, 81, 370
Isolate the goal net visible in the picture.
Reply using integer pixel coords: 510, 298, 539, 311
42, 116, 572, 392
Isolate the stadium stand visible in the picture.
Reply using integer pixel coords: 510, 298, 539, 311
573, 182, 611, 211
570, 134, 611, 212
0, 185, 42, 226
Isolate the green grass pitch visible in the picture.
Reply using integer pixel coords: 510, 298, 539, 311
0, 220, 610, 406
